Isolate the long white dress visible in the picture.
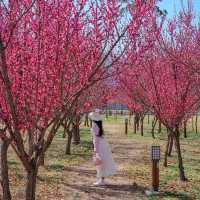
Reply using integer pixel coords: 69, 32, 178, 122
91, 122, 117, 178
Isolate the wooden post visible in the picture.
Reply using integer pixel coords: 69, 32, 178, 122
195, 114, 198, 134
140, 117, 144, 136
152, 160, 159, 191
125, 118, 128, 135
145, 145, 160, 196
151, 145, 160, 192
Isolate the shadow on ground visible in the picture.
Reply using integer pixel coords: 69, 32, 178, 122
156, 191, 194, 200
64, 182, 147, 198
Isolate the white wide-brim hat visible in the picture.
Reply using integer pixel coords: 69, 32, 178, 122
89, 109, 102, 121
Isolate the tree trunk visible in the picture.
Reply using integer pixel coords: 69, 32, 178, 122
192, 117, 194, 131
147, 114, 150, 124
84, 114, 87, 126
0, 139, 12, 200
168, 134, 173, 156
65, 131, 72, 155
125, 119, 128, 135
89, 119, 92, 127
25, 165, 38, 200
62, 120, 67, 138
37, 143, 44, 167
174, 128, 187, 181
28, 130, 34, 156
164, 134, 170, 167
151, 118, 157, 139
183, 121, 187, 138
38, 152, 45, 166
195, 115, 198, 134
136, 118, 139, 131
129, 112, 132, 125
140, 117, 144, 136
84, 114, 89, 127
72, 124, 80, 145
134, 114, 139, 134
72, 116, 80, 145
134, 115, 137, 134
158, 120, 162, 134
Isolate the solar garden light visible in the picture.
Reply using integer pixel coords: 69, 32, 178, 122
145, 145, 160, 196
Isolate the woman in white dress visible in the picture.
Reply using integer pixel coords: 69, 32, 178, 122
89, 109, 117, 186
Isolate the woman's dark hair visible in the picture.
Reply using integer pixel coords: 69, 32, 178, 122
93, 120, 104, 137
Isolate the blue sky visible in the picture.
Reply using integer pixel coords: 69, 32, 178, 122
158, 0, 200, 19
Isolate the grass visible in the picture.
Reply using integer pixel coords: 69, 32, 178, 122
5, 126, 93, 199
3, 114, 200, 199
107, 114, 200, 200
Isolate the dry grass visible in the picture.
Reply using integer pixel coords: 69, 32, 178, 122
1, 114, 200, 200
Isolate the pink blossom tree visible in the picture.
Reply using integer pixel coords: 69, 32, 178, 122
0, 0, 159, 199
64, 80, 113, 154
117, 74, 149, 135
118, 3, 200, 181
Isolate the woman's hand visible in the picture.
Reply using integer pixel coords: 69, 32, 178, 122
93, 153, 102, 166
93, 151, 100, 158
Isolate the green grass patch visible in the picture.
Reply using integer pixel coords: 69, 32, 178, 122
5, 114, 200, 199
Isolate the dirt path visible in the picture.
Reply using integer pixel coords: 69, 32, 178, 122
58, 123, 151, 200
2, 120, 199, 200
